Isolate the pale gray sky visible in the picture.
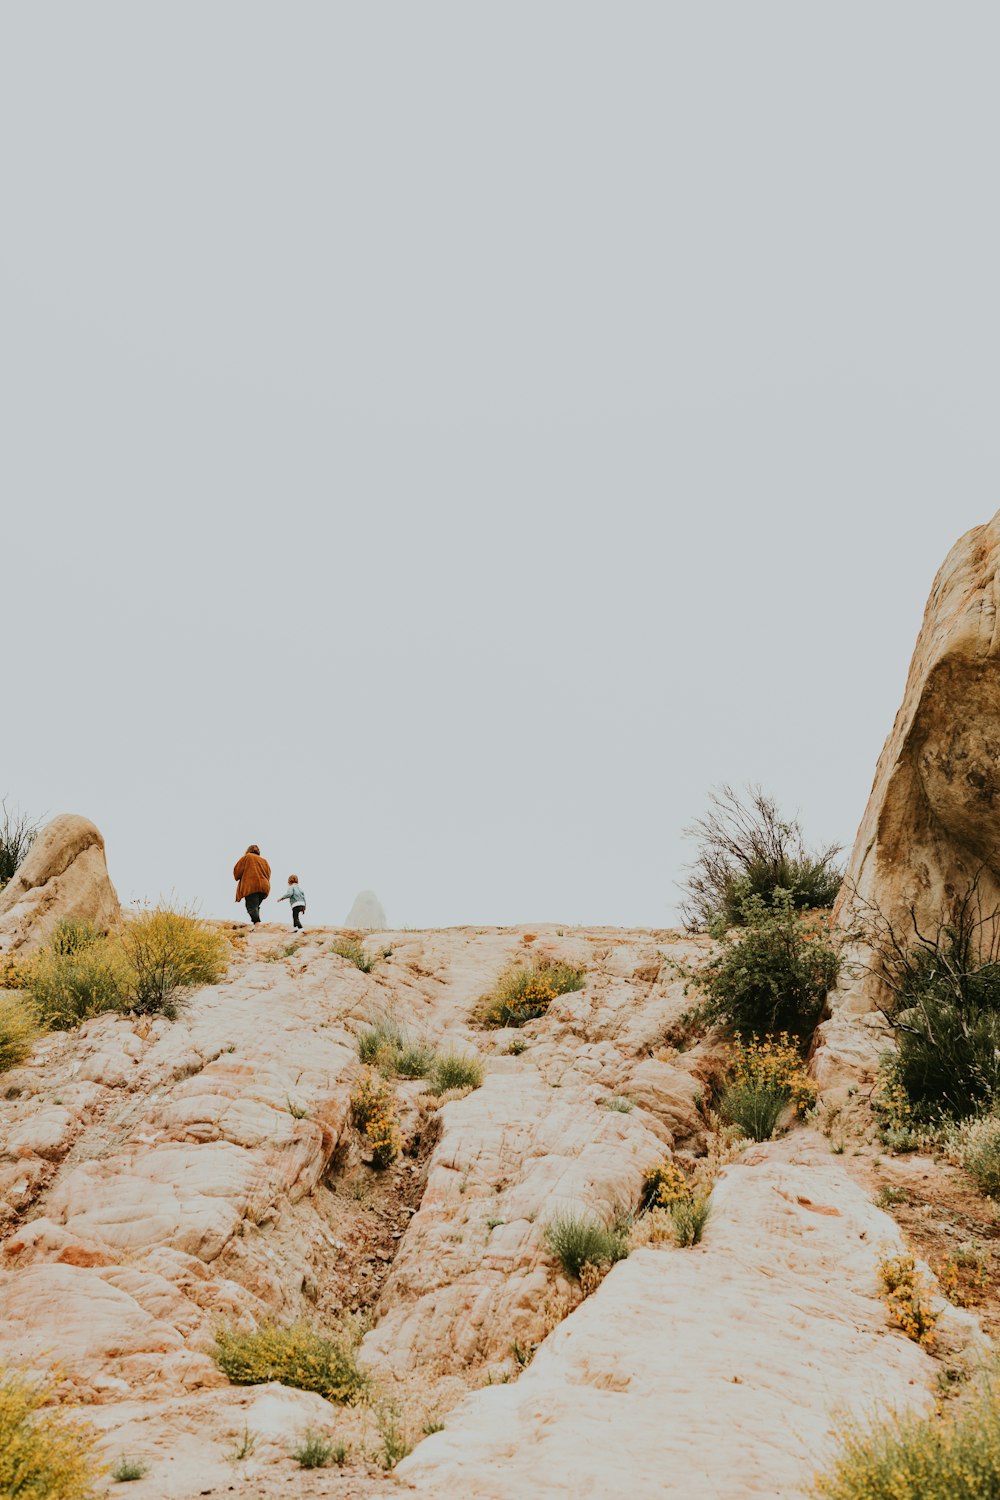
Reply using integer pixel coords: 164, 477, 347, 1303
2, 4, 996, 927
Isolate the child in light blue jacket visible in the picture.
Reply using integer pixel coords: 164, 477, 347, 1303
278, 875, 307, 930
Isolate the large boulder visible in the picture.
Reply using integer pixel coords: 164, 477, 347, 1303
817, 511, 1000, 1086
344, 889, 387, 929
0, 814, 120, 954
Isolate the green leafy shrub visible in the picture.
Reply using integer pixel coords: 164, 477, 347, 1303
26, 932, 128, 1029
0, 993, 39, 1071
953, 1116, 1000, 1196
810, 1374, 1000, 1499
668, 1195, 711, 1246
681, 784, 842, 932
356, 1017, 437, 1079
543, 1211, 628, 1280
696, 889, 840, 1040
427, 1050, 483, 1095
0, 1366, 104, 1499
111, 1455, 148, 1481
861, 882, 1000, 1122
476, 958, 586, 1029
719, 1034, 817, 1141
213, 1323, 367, 1404
332, 936, 376, 972
290, 1428, 344, 1468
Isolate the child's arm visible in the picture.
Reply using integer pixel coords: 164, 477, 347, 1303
277, 892, 290, 903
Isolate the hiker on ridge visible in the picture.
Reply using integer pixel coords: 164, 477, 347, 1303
233, 844, 271, 926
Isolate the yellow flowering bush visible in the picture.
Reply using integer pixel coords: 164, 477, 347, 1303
878, 1252, 939, 1348
720, 1034, 817, 1141
351, 1068, 401, 1168
214, 1322, 367, 1404
642, 1159, 691, 1210
476, 958, 586, 1029
0, 993, 39, 1072
0, 1366, 104, 1499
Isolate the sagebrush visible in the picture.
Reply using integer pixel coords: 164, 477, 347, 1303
543, 1211, 628, 1280
214, 1323, 367, 1404
476, 957, 586, 1029
332, 935, 376, 972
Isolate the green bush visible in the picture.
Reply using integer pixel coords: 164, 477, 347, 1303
954, 1116, 1000, 1196
864, 883, 1000, 1122
696, 889, 840, 1040
0, 800, 39, 888
111, 1455, 148, 1482
668, 1195, 711, 1246
290, 1428, 345, 1468
0, 1366, 104, 1499
27, 934, 127, 1029
213, 1322, 367, 1405
356, 1017, 437, 1079
427, 1050, 483, 1095
681, 784, 842, 932
719, 1034, 817, 1140
476, 958, 586, 1029
543, 1211, 628, 1280
810, 1375, 1000, 1499
332, 936, 376, 972
0, 993, 40, 1071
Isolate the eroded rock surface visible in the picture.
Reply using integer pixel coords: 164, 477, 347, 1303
819, 510, 1000, 1089
0, 813, 121, 953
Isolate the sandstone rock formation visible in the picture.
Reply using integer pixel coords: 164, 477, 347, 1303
344, 889, 387, 929
0, 922, 982, 1497
0, 813, 121, 954
818, 510, 1000, 1087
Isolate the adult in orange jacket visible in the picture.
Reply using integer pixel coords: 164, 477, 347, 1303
233, 844, 271, 925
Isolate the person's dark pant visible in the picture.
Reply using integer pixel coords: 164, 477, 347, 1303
292, 904, 305, 930
245, 892, 265, 924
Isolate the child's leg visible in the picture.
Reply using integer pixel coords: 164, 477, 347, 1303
292, 904, 304, 930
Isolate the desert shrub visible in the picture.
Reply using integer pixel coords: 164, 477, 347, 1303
0, 799, 40, 888
878, 1252, 939, 1348
0, 1366, 104, 1499
953, 1116, 1000, 1197
427, 1050, 483, 1095
668, 1195, 711, 1247
855, 881, 1000, 1122
116, 907, 231, 1016
213, 1323, 367, 1405
810, 1376, 1000, 1499
0, 993, 39, 1071
350, 1068, 401, 1167
543, 1211, 628, 1280
24, 909, 230, 1028
332, 936, 376, 972
696, 888, 840, 1039
719, 1034, 817, 1141
290, 1428, 344, 1469
603, 1095, 634, 1112
396, 1040, 438, 1078
376, 1405, 412, 1470
111, 1455, 148, 1481
477, 957, 586, 1029
356, 1017, 437, 1080
641, 1159, 691, 1211
26, 934, 128, 1029
680, 784, 843, 932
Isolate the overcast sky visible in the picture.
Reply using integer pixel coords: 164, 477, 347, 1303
2, 4, 996, 928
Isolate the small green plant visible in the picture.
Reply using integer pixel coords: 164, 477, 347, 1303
228, 1425, 256, 1462
476, 957, 586, 1029
953, 1115, 1000, 1197
878, 1252, 939, 1348
695, 888, 840, 1039
111, 1455, 148, 1482
332, 936, 376, 972
543, 1211, 628, 1280
875, 1183, 907, 1209
290, 1427, 341, 1469
810, 1371, 1000, 1498
422, 1420, 445, 1435
0, 992, 39, 1071
286, 1096, 308, 1119
376, 1405, 411, 1469
506, 1036, 528, 1055
351, 1069, 401, 1168
602, 1095, 634, 1113
668, 1194, 711, 1246
428, 1050, 484, 1095
396, 1040, 438, 1078
0, 1366, 104, 1499
719, 1034, 817, 1141
0, 799, 40, 888
357, 1016, 405, 1068
213, 1323, 368, 1404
